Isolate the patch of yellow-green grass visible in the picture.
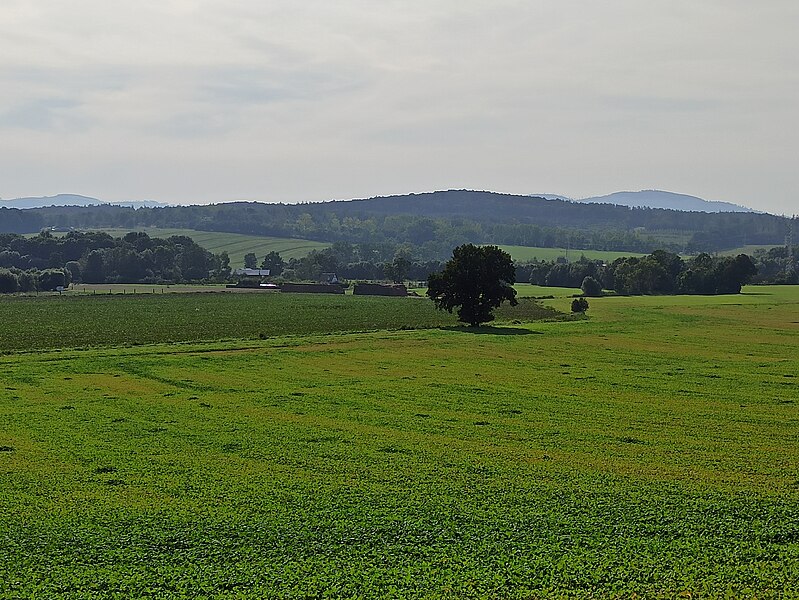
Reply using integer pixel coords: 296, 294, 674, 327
497, 244, 646, 263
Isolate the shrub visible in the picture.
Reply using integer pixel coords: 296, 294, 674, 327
571, 297, 589, 313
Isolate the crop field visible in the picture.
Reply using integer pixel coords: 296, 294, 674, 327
1, 287, 799, 597
0, 293, 562, 353
49, 227, 330, 265
498, 245, 646, 263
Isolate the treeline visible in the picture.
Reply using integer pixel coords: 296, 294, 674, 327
0, 208, 44, 234
273, 243, 793, 291
1, 228, 790, 295
267, 242, 445, 283
526, 251, 758, 295
0, 231, 229, 286
0, 268, 71, 293
749, 245, 799, 284
9, 190, 792, 254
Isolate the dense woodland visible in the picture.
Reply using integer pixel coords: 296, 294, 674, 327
2, 191, 793, 256
526, 251, 761, 295
0, 231, 228, 291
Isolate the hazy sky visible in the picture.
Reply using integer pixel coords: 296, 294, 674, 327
1, 1, 797, 213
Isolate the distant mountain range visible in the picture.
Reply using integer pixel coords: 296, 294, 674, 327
0, 194, 169, 209
534, 190, 755, 213
1, 189, 756, 213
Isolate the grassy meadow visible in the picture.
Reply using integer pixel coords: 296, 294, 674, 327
1, 287, 799, 597
497, 245, 646, 263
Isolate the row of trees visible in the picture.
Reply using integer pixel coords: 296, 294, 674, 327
749, 245, 798, 284
0, 268, 69, 293
527, 251, 758, 295
233, 244, 788, 293
242, 242, 447, 283
0, 231, 229, 285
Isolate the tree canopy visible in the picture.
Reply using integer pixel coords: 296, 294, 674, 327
0, 231, 227, 286
427, 244, 518, 326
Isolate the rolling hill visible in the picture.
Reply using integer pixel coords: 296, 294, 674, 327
578, 190, 755, 213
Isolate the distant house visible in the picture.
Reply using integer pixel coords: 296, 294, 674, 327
233, 269, 270, 277
321, 272, 339, 284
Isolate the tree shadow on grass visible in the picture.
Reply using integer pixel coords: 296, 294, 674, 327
439, 325, 543, 336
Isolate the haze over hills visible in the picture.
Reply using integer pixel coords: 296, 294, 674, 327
3, 189, 789, 255
0, 194, 169, 209
2, 189, 757, 214
534, 190, 755, 213
581, 190, 755, 213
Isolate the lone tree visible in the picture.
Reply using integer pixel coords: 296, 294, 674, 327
427, 244, 518, 326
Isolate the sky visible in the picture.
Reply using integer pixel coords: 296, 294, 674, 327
1, 1, 797, 214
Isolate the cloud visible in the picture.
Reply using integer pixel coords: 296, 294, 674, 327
0, 1, 797, 213
0, 97, 83, 131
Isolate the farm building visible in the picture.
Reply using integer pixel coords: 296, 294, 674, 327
280, 283, 345, 294
353, 283, 408, 296
228, 268, 273, 289
233, 269, 271, 277
321, 273, 339, 284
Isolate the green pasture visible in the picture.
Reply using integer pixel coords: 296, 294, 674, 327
639, 230, 693, 248
498, 245, 646, 263
718, 244, 780, 256
1, 287, 799, 596
49, 227, 330, 265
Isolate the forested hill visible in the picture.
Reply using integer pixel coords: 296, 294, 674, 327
327, 190, 765, 227
2, 190, 792, 254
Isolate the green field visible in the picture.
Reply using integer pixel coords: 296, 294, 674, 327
2, 288, 799, 596
51, 227, 330, 266
719, 244, 780, 256
498, 245, 646, 263
0, 293, 563, 352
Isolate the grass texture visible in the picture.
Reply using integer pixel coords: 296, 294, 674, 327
1, 287, 798, 597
